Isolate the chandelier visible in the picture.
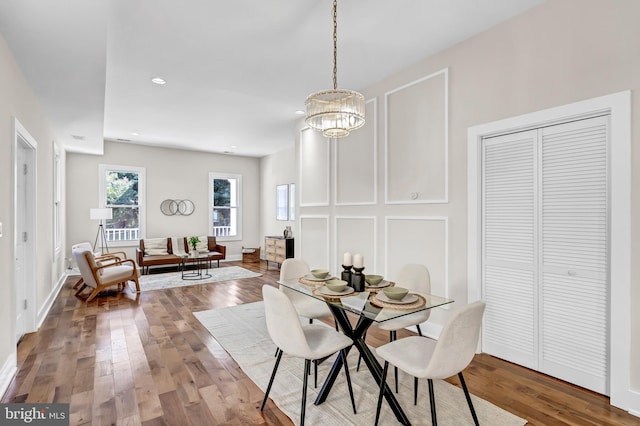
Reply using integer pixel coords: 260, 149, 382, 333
305, 0, 365, 138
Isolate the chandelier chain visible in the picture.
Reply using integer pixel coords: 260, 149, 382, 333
332, 0, 338, 90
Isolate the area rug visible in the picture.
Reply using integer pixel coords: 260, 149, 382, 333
139, 266, 262, 291
194, 302, 527, 426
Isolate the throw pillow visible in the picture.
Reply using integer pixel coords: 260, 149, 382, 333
195, 236, 209, 252
144, 238, 169, 256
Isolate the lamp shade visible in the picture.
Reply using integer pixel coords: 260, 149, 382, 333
90, 207, 113, 220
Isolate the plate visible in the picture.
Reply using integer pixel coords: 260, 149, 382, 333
319, 286, 355, 296
303, 273, 333, 282
365, 279, 391, 289
375, 292, 419, 305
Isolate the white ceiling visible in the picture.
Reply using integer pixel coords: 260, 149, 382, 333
0, 0, 543, 157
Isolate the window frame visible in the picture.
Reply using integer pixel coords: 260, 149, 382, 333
209, 172, 242, 241
98, 164, 146, 247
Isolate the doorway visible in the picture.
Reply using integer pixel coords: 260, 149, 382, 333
13, 118, 37, 344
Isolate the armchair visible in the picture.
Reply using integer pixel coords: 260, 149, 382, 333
72, 245, 141, 302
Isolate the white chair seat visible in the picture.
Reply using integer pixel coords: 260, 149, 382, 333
99, 264, 136, 282
301, 325, 354, 360
376, 335, 437, 379
294, 296, 332, 319
377, 310, 431, 331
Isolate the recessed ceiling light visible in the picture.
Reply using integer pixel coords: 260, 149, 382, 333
230, 145, 237, 149
151, 77, 166, 85
295, 110, 305, 115
71, 134, 85, 140
131, 132, 140, 136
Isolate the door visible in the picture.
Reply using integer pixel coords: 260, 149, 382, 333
13, 119, 37, 344
481, 115, 609, 394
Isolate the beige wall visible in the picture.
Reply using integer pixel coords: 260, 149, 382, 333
67, 141, 261, 262
283, 0, 639, 406
259, 146, 296, 245
0, 34, 66, 377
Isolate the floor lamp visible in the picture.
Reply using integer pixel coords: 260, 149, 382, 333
90, 207, 112, 255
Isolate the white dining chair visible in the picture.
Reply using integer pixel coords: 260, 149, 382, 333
279, 258, 334, 324
278, 258, 338, 387
260, 285, 357, 425
359, 263, 432, 396
374, 301, 486, 426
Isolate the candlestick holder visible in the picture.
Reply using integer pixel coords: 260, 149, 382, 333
351, 266, 365, 292
341, 265, 353, 287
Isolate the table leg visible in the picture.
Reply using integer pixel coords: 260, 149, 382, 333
315, 304, 411, 426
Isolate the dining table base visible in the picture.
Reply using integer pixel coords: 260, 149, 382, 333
315, 304, 412, 426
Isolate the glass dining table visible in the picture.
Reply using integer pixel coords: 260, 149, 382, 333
278, 277, 453, 426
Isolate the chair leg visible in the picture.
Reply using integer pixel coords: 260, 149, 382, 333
341, 349, 357, 414
428, 379, 437, 426
413, 324, 423, 402
261, 349, 283, 411
374, 361, 389, 426
459, 372, 480, 426
301, 359, 310, 426
314, 360, 318, 388
391, 330, 399, 393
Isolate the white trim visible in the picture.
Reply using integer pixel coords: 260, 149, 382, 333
385, 68, 449, 204
37, 273, 67, 329
12, 117, 37, 343
467, 90, 632, 412
0, 351, 18, 399
333, 216, 377, 274
334, 98, 378, 206
299, 127, 330, 207
299, 215, 330, 266
209, 172, 243, 241
384, 215, 450, 304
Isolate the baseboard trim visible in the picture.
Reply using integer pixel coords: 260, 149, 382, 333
36, 272, 67, 329
628, 389, 640, 418
0, 351, 17, 399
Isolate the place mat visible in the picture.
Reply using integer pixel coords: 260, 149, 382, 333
369, 293, 426, 310
299, 276, 336, 286
312, 286, 356, 301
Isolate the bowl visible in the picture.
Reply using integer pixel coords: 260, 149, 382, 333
310, 269, 330, 279
325, 279, 348, 292
383, 286, 409, 301
365, 274, 383, 286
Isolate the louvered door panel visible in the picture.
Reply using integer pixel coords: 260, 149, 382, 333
482, 131, 537, 367
540, 117, 609, 394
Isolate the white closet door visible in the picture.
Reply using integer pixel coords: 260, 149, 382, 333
482, 130, 538, 368
540, 116, 609, 394
481, 116, 609, 395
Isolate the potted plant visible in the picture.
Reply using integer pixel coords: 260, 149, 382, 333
188, 236, 200, 253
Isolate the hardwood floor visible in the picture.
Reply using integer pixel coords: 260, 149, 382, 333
2, 260, 638, 425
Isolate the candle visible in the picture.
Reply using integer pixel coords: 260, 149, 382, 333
353, 253, 363, 268
343, 252, 352, 266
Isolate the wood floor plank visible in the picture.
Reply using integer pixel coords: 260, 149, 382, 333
1, 260, 637, 426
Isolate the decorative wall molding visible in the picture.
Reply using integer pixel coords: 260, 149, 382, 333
334, 98, 378, 206
299, 128, 330, 207
299, 215, 330, 268
385, 68, 449, 204
333, 216, 377, 274
384, 216, 449, 305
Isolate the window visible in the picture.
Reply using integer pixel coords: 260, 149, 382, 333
99, 164, 145, 243
53, 145, 61, 255
209, 172, 241, 240
276, 184, 289, 221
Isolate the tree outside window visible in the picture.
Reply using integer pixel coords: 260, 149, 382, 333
210, 173, 241, 240
100, 165, 145, 242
